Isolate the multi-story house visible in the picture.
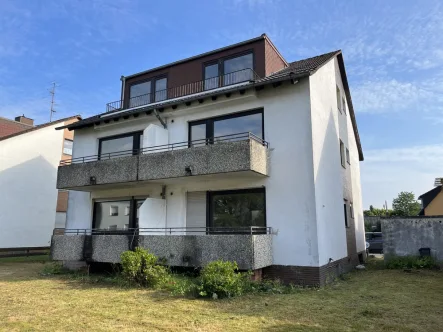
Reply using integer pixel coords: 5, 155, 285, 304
51, 34, 364, 286
0, 115, 80, 254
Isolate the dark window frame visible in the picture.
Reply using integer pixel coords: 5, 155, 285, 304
188, 108, 264, 145
203, 50, 255, 88
344, 202, 349, 228
206, 187, 267, 234
98, 131, 143, 159
127, 74, 169, 107
92, 197, 147, 232
340, 140, 346, 168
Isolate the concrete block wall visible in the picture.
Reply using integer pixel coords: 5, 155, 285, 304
382, 217, 443, 262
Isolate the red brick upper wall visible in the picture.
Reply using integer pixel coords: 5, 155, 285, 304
0, 118, 33, 138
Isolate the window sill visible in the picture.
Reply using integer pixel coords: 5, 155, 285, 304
341, 164, 346, 169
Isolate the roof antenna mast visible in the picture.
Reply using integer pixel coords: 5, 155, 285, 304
49, 82, 58, 122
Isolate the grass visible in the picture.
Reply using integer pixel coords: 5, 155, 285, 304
0, 257, 442, 331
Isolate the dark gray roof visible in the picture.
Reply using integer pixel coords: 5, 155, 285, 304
274, 50, 340, 76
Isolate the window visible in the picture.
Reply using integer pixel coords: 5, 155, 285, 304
99, 132, 143, 159
155, 77, 167, 102
336, 86, 341, 113
203, 52, 254, 89
189, 109, 264, 144
63, 139, 73, 155
204, 63, 219, 90
346, 148, 350, 165
93, 198, 146, 231
340, 140, 346, 168
130, 81, 151, 108
208, 188, 266, 232
94, 200, 131, 230
129, 77, 168, 107
223, 53, 253, 85
350, 202, 354, 219
342, 97, 347, 114
344, 202, 348, 227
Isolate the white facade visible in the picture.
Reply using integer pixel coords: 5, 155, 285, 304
66, 57, 364, 268
0, 123, 64, 248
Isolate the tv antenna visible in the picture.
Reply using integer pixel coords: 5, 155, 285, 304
49, 82, 59, 122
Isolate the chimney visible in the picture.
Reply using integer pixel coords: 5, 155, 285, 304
14, 115, 34, 126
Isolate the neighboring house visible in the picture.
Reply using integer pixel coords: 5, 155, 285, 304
51, 34, 365, 286
0, 115, 80, 250
419, 178, 443, 216
0, 115, 34, 138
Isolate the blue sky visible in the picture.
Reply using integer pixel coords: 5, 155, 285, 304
1, 0, 442, 209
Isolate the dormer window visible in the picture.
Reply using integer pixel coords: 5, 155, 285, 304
203, 52, 254, 91
129, 77, 168, 108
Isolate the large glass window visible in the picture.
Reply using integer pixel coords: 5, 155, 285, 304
223, 53, 253, 85
99, 132, 142, 159
189, 109, 263, 144
155, 77, 167, 102
208, 189, 266, 231
214, 112, 263, 139
130, 81, 151, 108
94, 200, 131, 230
189, 122, 207, 147
204, 63, 219, 90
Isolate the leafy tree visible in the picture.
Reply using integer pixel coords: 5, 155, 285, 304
392, 191, 421, 216
363, 205, 393, 217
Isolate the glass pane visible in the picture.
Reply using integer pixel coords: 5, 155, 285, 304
190, 123, 206, 147
223, 53, 253, 85
155, 78, 167, 102
204, 64, 219, 90
211, 191, 265, 230
100, 136, 133, 159
63, 139, 73, 155
214, 112, 262, 140
95, 201, 131, 230
130, 81, 151, 108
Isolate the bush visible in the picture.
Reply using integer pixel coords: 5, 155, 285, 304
120, 248, 170, 287
198, 260, 249, 298
41, 262, 68, 275
385, 255, 439, 270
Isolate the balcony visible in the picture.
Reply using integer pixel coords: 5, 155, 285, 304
50, 227, 273, 270
106, 68, 260, 113
57, 133, 269, 190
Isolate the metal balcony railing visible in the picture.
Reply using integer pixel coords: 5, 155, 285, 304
54, 226, 272, 235
59, 132, 268, 166
106, 68, 260, 113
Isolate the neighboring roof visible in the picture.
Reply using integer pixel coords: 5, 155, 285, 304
124, 34, 267, 80
0, 117, 34, 138
0, 115, 81, 142
57, 49, 363, 161
418, 186, 442, 211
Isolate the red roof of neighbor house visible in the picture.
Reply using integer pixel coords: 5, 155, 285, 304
0, 115, 81, 142
0, 117, 34, 138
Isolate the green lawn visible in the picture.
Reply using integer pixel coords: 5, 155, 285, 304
0, 256, 442, 331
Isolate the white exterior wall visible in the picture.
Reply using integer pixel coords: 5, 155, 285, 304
309, 60, 348, 265
67, 80, 320, 267
0, 124, 64, 248
333, 58, 365, 253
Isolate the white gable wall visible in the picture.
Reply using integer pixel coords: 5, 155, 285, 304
309, 59, 348, 265
0, 124, 64, 248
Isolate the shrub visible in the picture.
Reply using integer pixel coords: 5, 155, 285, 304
41, 262, 68, 275
385, 255, 439, 270
120, 248, 170, 287
198, 260, 249, 298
